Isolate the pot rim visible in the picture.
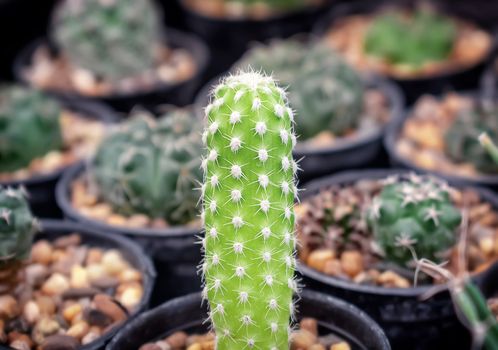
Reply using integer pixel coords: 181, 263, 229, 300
298, 168, 498, 297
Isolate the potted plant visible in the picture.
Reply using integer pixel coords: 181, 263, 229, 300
0, 185, 155, 350
385, 92, 498, 190
106, 291, 390, 350
108, 70, 390, 350
14, 0, 209, 112
56, 107, 203, 304
0, 84, 115, 218
196, 37, 403, 181
297, 169, 498, 349
179, 0, 335, 76
314, 1, 494, 104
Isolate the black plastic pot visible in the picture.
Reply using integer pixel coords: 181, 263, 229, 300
384, 91, 498, 191
106, 290, 390, 350
14, 29, 210, 113
0, 99, 117, 219
195, 74, 404, 182
180, 0, 337, 77
2, 219, 156, 350
56, 164, 202, 306
314, 0, 496, 105
298, 169, 498, 350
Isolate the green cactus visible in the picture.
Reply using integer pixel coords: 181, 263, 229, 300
364, 8, 456, 68
225, 0, 308, 13
0, 85, 63, 173
91, 109, 202, 225
0, 186, 38, 292
445, 107, 498, 174
53, 0, 162, 81
479, 133, 498, 165
368, 174, 461, 267
237, 39, 363, 140
202, 72, 298, 349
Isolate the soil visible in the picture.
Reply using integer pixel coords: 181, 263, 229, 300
138, 318, 351, 350
297, 177, 498, 288
0, 234, 145, 350
182, 0, 324, 20
69, 175, 200, 230
323, 13, 491, 79
23, 44, 196, 97
396, 93, 491, 178
296, 89, 390, 151
0, 111, 105, 182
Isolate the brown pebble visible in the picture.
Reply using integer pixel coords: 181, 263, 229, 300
309, 345, 326, 350
86, 248, 103, 265
10, 339, 31, 350
331, 342, 351, 350
66, 320, 89, 339
53, 234, 81, 249
340, 251, 363, 278
85, 308, 113, 327
41, 334, 79, 350
300, 318, 318, 337
62, 287, 101, 300
31, 241, 53, 265
139, 344, 162, 350
0, 295, 19, 319
307, 249, 335, 272
93, 294, 127, 322
165, 331, 188, 348
42, 273, 70, 295
291, 329, 316, 349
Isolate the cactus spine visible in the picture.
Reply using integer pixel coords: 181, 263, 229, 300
202, 72, 298, 349
0, 186, 38, 293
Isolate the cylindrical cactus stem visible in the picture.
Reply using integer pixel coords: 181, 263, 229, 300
479, 133, 498, 165
201, 72, 298, 350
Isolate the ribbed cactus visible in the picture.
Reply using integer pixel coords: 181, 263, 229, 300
0, 186, 38, 293
364, 8, 456, 68
53, 0, 162, 81
0, 85, 63, 173
91, 109, 202, 225
237, 39, 363, 140
202, 72, 298, 349
445, 107, 498, 174
368, 174, 461, 267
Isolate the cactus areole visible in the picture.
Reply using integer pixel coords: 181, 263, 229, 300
201, 72, 298, 349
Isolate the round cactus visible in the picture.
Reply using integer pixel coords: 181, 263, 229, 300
368, 174, 461, 267
0, 85, 63, 173
445, 107, 498, 174
202, 72, 298, 349
364, 8, 456, 68
53, 0, 162, 81
91, 109, 202, 224
0, 186, 38, 292
237, 39, 363, 140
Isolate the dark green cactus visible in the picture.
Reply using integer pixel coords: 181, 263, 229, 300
53, 0, 162, 81
237, 39, 363, 140
0, 85, 63, 173
368, 174, 461, 267
445, 107, 498, 174
91, 109, 202, 225
202, 72, 298, 349
364, 8, 456, 68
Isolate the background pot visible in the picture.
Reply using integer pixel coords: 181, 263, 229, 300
56, 164, 202, 306
195, 74, 404, 182
298, 169, 498, 350
14, 29, 210, 113
106, 290, 391, 350
384, 91, 498, 191
180, 0, 336, 78
1, 99, 117, 219
314, 0, 495, 105
29, 219, 156, 350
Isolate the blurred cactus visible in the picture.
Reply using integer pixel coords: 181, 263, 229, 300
202, 72, 298, 349
445, 107, 498, 174
225, 0, 309, 13
0, 186, 38, 293
0, 85, 63, 173
237, 39, 363, 140
53, 0, 162, 81
368, 174, 461, 267
364, 8, 456, 68
91, 109, 202, 225
479, 133, 498, 165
